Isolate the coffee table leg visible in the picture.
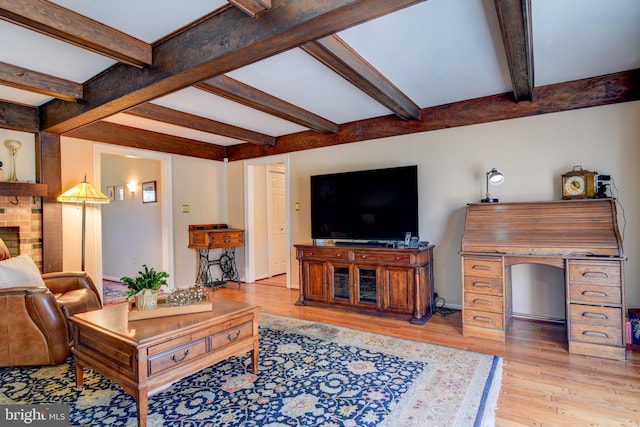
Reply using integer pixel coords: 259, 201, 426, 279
136, 388, 148, 427
251, 340, 259, 373
74, 356, 84, 387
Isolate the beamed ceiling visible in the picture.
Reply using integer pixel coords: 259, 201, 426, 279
0, 0, 639, 162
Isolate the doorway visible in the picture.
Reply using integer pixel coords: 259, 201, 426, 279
94, 144, 174, 291
244, 155, 291, 287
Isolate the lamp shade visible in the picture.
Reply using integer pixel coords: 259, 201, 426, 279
57, 176, 110, 204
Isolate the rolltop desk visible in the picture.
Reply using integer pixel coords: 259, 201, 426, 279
460, 199, 626, 360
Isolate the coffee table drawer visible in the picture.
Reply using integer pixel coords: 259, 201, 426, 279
210, 321, 253, 350
148, 338, 207, 376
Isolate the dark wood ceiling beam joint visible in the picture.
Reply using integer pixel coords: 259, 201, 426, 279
494, 0, 534, 102
302, 35, 420, 121
39, 0, 426, 134
0, 0, 152, 68
229, 0, 272, 18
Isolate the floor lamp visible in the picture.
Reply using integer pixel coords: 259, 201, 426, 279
57, 175, 110, 271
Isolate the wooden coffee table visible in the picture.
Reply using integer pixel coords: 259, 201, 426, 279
70, 297, 261, 427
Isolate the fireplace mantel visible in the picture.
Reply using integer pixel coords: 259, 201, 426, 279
0, 182, 48, 197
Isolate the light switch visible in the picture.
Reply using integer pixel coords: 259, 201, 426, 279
181, 205, 189, 213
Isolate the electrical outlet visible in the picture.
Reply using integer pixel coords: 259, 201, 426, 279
181, 205, 189, 213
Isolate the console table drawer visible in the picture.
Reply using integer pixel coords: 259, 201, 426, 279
569, 261, 621, 286
463, 309, 504, 329
463, 258, 502, 278
463, 276, 503, 296
569, 283, 621, 305
148, 338, 207, 376
300, 248, 350, 260
464, 292, 502, 313
570, 306, 622, 346
210, 321, 254, 350
353, 251, 411, 264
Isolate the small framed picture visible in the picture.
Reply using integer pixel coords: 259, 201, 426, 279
116, 185, 124, 202
142, 180, 157, 203
107, 186, 115, 202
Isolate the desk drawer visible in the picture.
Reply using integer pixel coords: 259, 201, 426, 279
463, 276, 503, 296
463, 258, 502, 278
569, 283, 621, 305
210, 321, 254, 350
569, 305, 622, 346
147, 338, 207, 376
463, 309, 504, 329
464, 292, 502, 313
569, 261, 621, 286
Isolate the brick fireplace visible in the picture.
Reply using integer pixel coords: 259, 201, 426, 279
0, 195, 43, 271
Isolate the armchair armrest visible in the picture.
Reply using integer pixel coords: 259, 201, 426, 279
42, 271, 102, 314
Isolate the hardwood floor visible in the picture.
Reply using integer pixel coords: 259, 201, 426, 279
215, 282, 640, 427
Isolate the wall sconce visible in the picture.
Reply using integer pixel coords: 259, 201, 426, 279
5, 139, 22, 182
481, 168, 504, 203
127, 182, 137, 194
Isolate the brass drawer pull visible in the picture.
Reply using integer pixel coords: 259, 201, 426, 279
170, 348, 190, 363
583, 331, 609, 338
582, 312, 608, 320
582, 290, 608, 298
472, 265, 492, 271
472, 282, 493, 288
226, 330, 241, 342
473, 315, 493, 323
583, 271, 609, 278
473, 298, 493, 306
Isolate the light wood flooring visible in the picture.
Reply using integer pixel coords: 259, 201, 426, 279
213, 282, 640, 427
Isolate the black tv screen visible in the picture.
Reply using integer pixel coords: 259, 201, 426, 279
310, 165, 418, 241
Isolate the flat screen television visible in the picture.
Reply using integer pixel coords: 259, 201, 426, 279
310, 165, 418, 242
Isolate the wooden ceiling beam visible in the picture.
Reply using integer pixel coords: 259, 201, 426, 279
195, 75, 338, 134
229, 0, 271, 18
39, 0, 425, 134
0, 0, 151, 68
0, 99, 38, 132
301, 35, 420, 121
494, 0, 534, 102
125, 103, 275, 146
0, 61, 82, 102
65, 121, 227, 161
226, 69, 640, 161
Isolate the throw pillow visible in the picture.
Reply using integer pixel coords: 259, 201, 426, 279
0, 254, 46, 288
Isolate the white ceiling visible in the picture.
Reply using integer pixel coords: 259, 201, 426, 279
1, 0, 639, 148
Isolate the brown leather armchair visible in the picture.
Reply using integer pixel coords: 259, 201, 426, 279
0, 238, 102, 367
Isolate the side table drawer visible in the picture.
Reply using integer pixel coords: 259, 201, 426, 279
569, 283, 621, 305
463, 309, 504, 329
148, 338, 207, 376
210, 321, 254, 350
463, 258, 502, 278
569, 305, 622, 346
464, 292, 503, 313
463, 276, 503, 296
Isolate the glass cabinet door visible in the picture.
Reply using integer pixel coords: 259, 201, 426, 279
356, 266, 379, 306
330, 265, 351, 302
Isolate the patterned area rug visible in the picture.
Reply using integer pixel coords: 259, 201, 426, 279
0, 313, 501, 426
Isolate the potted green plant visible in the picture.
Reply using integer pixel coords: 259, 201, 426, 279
121, 264, 169, 310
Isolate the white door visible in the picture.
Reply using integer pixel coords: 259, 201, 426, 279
268, 164, 287, 276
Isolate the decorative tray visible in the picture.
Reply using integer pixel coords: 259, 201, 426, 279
128, 301, 212, 321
